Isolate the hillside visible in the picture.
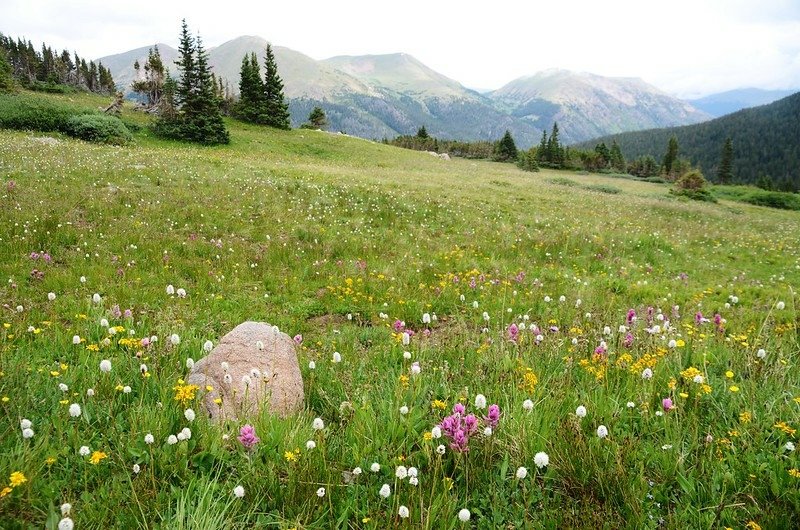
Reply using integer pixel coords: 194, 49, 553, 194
488, 69, 710, 144
575, 91, 800, 187
688, 88, 798, 117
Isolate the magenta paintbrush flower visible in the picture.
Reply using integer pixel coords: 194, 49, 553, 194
238, 424, 260, 449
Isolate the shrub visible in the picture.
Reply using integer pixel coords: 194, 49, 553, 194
584, 184, 621, 194
64, 114, 132, 144
740, 190, 800, 211
0, 93, 78, 132
671, 169, 716, 202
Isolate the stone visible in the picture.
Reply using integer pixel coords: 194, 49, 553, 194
187, 321, 304, 421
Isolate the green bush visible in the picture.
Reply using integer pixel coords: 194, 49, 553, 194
64, 114, 132, 144
584, 184, 621, 194
0, 93, 79, 132
741, 190, 800, 210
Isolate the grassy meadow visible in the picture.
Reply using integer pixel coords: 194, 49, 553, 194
1, 92, 799, 529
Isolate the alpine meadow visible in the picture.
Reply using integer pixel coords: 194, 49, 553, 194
1, 6, 800, 530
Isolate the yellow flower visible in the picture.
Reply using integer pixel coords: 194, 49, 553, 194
729, 386, 739, 392
284, 450, 299, 463
774, 421, 797, 436
739, 411, 752, 423
213, 398, 223, 405
431, 399, 447, 410
423, 432, 433, 441
679, 392, 689, 399
90, 451, 108, 465
173, 383, 199, 405
746, 521, 762, 530
9, 472, 27, 487
1, 396, 8, 403
398, 375, 410, 388
0, 487, 12, 498
675, 339, 685, 347
45, 457, 56, 465
725, 371, 734, 379
789, 469, 800, 478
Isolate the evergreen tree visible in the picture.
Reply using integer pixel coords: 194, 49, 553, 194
594, 142, 610, 168
263, 44, 290, 129
548, 122, 563, 167
0, 47, 15, 92
416, 125, 429, 139
610, 140, 625, 171
494, 130, 518, 162
132, 46, 166, 107
537, 130, 548, 164
663, 135, 679, 176
234, 52, 266, 123
717, 137, 733, 184
174, 20, 196, 111
307, 106, 328, 129
516, 147, 539, 172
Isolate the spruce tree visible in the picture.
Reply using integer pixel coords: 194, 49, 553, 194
717, 137, 733, 184
494, 130, 518, 162
189, 33, 229, 144
174, 19, 196, 112
663, 135, 679, 176
0, 47, 15, 92
263, 44, 290, 129
308, 106, 328, 129
234, 52, 266, 123
537, 130, 548, 165
416, 125, 429, 139
610, 140, 625, 171
547, 122, 563, 167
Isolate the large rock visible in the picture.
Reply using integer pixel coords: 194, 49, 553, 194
187, 321, 304, 421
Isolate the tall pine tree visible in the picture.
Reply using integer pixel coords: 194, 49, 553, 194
663, 135, 679, 177
494, 130, 518, 162
717, 137, 733, 184
234, 52, 266, 123
263, 44, 290, 130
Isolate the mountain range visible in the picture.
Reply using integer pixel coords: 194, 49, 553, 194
687, 88, 798, 118
97, 35, 770, 146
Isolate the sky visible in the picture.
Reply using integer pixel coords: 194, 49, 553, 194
2, 0, 799, 98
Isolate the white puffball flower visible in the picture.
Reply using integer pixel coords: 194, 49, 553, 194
167, 435, 178, 445
69, 403, 81, 418
402, 332, 410, 345
60, 503, 71, 516
100, 359, 112, 373
22, 428, 34, 439
86, 388, 94, 397
203, 340, 214, 352
224, 373, 233, 385
474, 394, 487, 409
534, 452, 550, 468
145, 433, 154, 444
395, 465, 408, 479
241, 375, 251, 386
332, 351, 342, 363
379, 483, 391, 498
170, 334, 180, 345
176, 288, 186, 298
186, 358, 194, 370
233, 485, 245, 498
133, 464, 141, 474
776, 301, 785, 310
484, 426, 493, 436
123, 385, 131, 394
48, 292, 56, 301
757, 348, 767, 359
544, 296, 551, 303
16, 305, 23, 313
403, 351, 412, 360
316, 487, 326, 498
108, 327, 117, 336
79, 446, 90, 456
410, 362, 421, 375
399, 405, 409, 415
308, 361, 316, 370
181, 427, 191, 439
20, 418, 32, 430
100, 318, 109, 328
575, 405, 587, 418
353, 467, 362, 476
398, 506, 409, 518
597, 425, 609, 438
668, 339, 677, 348
72, 335, 81, 345
177, 431, 187, 442
184, 408, 196, 422
371, 462, 381, 473
431, 426, 442, 439
422, 312, 431, 324
58, 518, 74, 530
436, 444, 446, 455
523, 399, 534, 412
641, 368, 653, 380
166, 284, 175, 295
655, 410, 664, 417
559, 295, 566, 302
515, 466, 528, 479
92, 293, 101, 304
482, 311, 489, 321
306, 440, 316, 450
785, 441, 796, 452
256, 340, 264, 350
59, 383, 69, 392
627, 401, 636, 408
312, 417, 325, 430
458, 508, 471, 522
693, 375, 704, 384
408, 467, 418, 478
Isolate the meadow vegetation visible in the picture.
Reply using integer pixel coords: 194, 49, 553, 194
1, 92, 799, 529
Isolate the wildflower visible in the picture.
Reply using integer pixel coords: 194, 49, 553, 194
184, 409, 196, 422
402, 332, 410, 345
69, 403, 81, 418
662, 398, 673, 411
238, 425, 260, 448
123, 385, 132, 394
100, 360, 112, 373
777, 301, 785, 310
422, 313, 431, 324
180, 427, 191, 440
166, 284, 175, 295
22, 428, 34, 439
475, 394, 487, 409
312, 417, 325, 430
61, 503, 71, 516
458, 508, 471, 522
176, 288, 186, 298
396, 465, 408, 479
757, 348, 767, 359
306, 440, 316, 450
316, 487, 325, 498
353, 467, 362, 476
410, 362, 421, 375
576, 405, 587, 418
133, 464, 141, 474
642, 368, 653, 380
431, 426, 442, 439
90, 451, 108, 464
403, 351, 412, 360
170, 334, 180, 345
627, 401, 636, 408
437, 444, 446, 455
92, 293, 101, 304
145, 433, 154, 444
58, 518, 74, 530
371, 462, 381, 473
203, 340, 213, 352
79, 445, 91, 456
507, 323, 519, 343
173, 383, 198, 405
729, 386, 740, 392
486, 404, 501, 428
534, 452, 549, 468
597, 425, 609, 438
398, 505, 409, 518
523, 399, 534, 412
233, 485, 245, 498
308, 361, 316, 369
786, 442, 796, 452
399, 405, 409, 415
516, 466, 528, 479
379, 483, 391, 498
86, 388, 94, 397
9, 471, 27, 487
72, 335, 81, 345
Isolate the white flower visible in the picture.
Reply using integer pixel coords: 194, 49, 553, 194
79, 446, 90, 456
431, 426, 442, 439
484, 426, 493, 436
167, 435, 178, 445
618, 325, 627, 333
332, 351, 342, 363
224, 374, 233, 385
371, 462, 381, 473
523, 399, 534, 412
308, 361, 316, 370
233, 485, 245, 498
575, 405, 587, 418
398, 505, 409, 518
72, 335, 81, 345
436, 444, 446, 455
785, 441, 796, 452
306, 440, 316, 450
177, 431, 187, 441
597, 425, 609, 438
80, 276, 86, 283
221, 361, 229, 372
181, 427, 191, 439
61, 503, 71, 516
123, 385, 131, 394
133, 464, 141, 473
661, 444, 673, 450
22, 428, 34, 439
170, 334, 180, 345
379, 483, 391, 498
776, 301, 785, 310
166, 284, 175, 295
48, 292, 56, 301
627, 401, 636, 408
544, 296, 551, 303
92, 293, 101, 304
69, 403, 81, 418
403, 351, 412, 360
99, 318, 109, 328
422, 313, 431, 324
250, 368, 261, 379
203, 340, 214, 352
757, 348, 767, 359
399, 405, 409, 415
256, 340, 264, 350
145, 433, 154, 444
402, 332, 410, 345
20, 418, 32, 430
410, 362, 421, 375
668, 339, 677, 348
693, 375, 704, 384
108, 327, 117, 336
352, 467, 362, 475
58, 518, 74, 530
395, 465, 408, 479
603, 326, 612, 335
184, 408, 196, 422
316, 487, 325, 498
313, 417, 325, 430
641, 368, 653, 380
482, 311, 489, 321
408, 467, 418, 478
474, 394, 487, 409
176, 288, 186, 298
100, 359, 112, 373
59, 383, 69, 392
655, 410, 664, 417
241, 375, 251, 386
534, 452, 549, 468
86, 388, 94, 397
559, 295, 566, 302
515, 466, 528, 479
458, 508, 471, 522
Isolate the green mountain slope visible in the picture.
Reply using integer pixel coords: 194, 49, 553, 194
575, 91, 800, 187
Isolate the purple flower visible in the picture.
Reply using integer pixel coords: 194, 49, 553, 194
486, 404, 501, 428
453, 403, 465, 415
123, 308, 133, 319
464, 414, 479, 435
662, 398, 673, 411
238, 424, 260, 449
293, 334, 303, 345
450, 429, 469, 452
626, 309, 636, 325
507, 323, 519, 343
393, 320, 405, 332
111, 304, 122, 319
623, 333, 634, 348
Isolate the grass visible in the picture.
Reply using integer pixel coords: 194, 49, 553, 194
1, 91, 799, 529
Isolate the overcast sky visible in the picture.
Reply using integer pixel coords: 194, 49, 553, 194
2, 0, 799, 98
